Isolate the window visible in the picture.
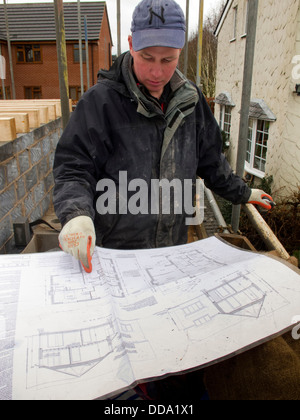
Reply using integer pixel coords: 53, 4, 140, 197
246, 119, 270, 176
219, 105, 232, 144
17, 45, 42, 63
0, 86, 11, 99
231, 6, 238, 41
243, 0, 249, 36
24, 86, 42, 99
69, 86, 85, 102
73, 43, 86, 63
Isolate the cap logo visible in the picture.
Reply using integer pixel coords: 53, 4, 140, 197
149, 6, 165, 25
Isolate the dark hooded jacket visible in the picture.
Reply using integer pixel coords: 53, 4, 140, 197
53, 52, 251, 249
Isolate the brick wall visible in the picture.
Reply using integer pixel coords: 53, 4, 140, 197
0, 117, 62, 253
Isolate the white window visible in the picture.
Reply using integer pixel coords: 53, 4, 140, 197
246, 119, 270, 177
231, 6, 238, 41
242, 0, 249, 36
220, 105, 232, 145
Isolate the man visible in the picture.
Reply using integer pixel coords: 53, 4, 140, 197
53, 0, 273, 273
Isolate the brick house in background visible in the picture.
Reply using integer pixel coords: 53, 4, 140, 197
0, 2, 112, 104
214, 0, 300, 199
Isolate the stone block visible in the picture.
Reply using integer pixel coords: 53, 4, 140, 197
25, 166, 38, 191
16, 176, 26, 200
30, 143, 42, 165
18, 150, 30, 174
34, 181, 45, 204
0, 214, 12, 246
0, 165, 6, 191
0, 185, 16, 220
24, 191, 35, 216
6, 158, 19, 185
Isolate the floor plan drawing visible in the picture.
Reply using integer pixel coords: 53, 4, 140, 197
204, 272, 266, 318
0, 236, 299, 400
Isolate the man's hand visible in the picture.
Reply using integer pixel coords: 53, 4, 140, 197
59, 216, 96, 273
248, 189, 275, 211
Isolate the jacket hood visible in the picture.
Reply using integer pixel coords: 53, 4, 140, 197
97, 52, 128, 83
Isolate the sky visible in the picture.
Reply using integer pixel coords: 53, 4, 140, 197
3, 0, 224, 54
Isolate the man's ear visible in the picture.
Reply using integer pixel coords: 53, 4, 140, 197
128, 35, 133, 55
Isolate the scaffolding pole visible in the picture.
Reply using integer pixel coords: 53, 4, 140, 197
231, 0, 259, 232
54, 0, 70, 129
196, 0, 204, 87
77, 0, 84, 97
117, 0, 121, 56
3, 0, 15, 99
183, 0, 189, 77
84, 16, 90, 90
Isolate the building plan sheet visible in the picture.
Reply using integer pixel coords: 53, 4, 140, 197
0, 236, 300, 400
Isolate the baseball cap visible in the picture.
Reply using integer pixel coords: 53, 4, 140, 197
131, 0, 186, 51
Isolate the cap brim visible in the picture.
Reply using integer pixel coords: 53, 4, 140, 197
132, 28, 185, 51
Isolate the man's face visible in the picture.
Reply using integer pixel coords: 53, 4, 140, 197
128, 36, 181, 99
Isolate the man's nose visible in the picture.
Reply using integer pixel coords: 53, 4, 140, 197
150, 63, 163, 79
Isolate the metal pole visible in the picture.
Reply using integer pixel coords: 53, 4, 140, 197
243, 204, 290, 260
84, 16, 90, 90
54, 0, 70, 129
205, 187, 229, 233
0, 44, 6, 99
231, 0, 259, 232
77, 0, 84, 96
183, 0, 189, 77
117, 0, 121, 56
196, 0, 204, 87
3, 0, 15, 99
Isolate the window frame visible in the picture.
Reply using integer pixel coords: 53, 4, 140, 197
69, 85, 85, 102
24, 86, 42, 99
73, 43, 86, 64
242, 0, 249, 37
230, 6, 238, 42
219, 105, 232, 143
0, 86, 11, 100
16, 44, 42, 64
245, 118, 270, 178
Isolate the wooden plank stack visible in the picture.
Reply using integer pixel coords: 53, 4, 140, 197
0, 99, 71, 143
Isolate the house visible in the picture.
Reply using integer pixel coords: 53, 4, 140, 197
214, 0, 300, 199
0, 2, 112, 104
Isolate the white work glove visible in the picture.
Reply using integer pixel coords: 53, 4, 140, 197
248, 189, 275, 211
59, 216, 96, 273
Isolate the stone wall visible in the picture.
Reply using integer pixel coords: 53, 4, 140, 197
0, 118, 62, 253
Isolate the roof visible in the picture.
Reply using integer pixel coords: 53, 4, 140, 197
237, 99, 277, 121
215, 92, 235, 107
214, 0, 232, 37
249, 99, 277, 121
0, 2, 110, 42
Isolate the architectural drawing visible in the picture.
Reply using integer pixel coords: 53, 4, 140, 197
0, 236, 299, 400
204, 272, 266, 318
